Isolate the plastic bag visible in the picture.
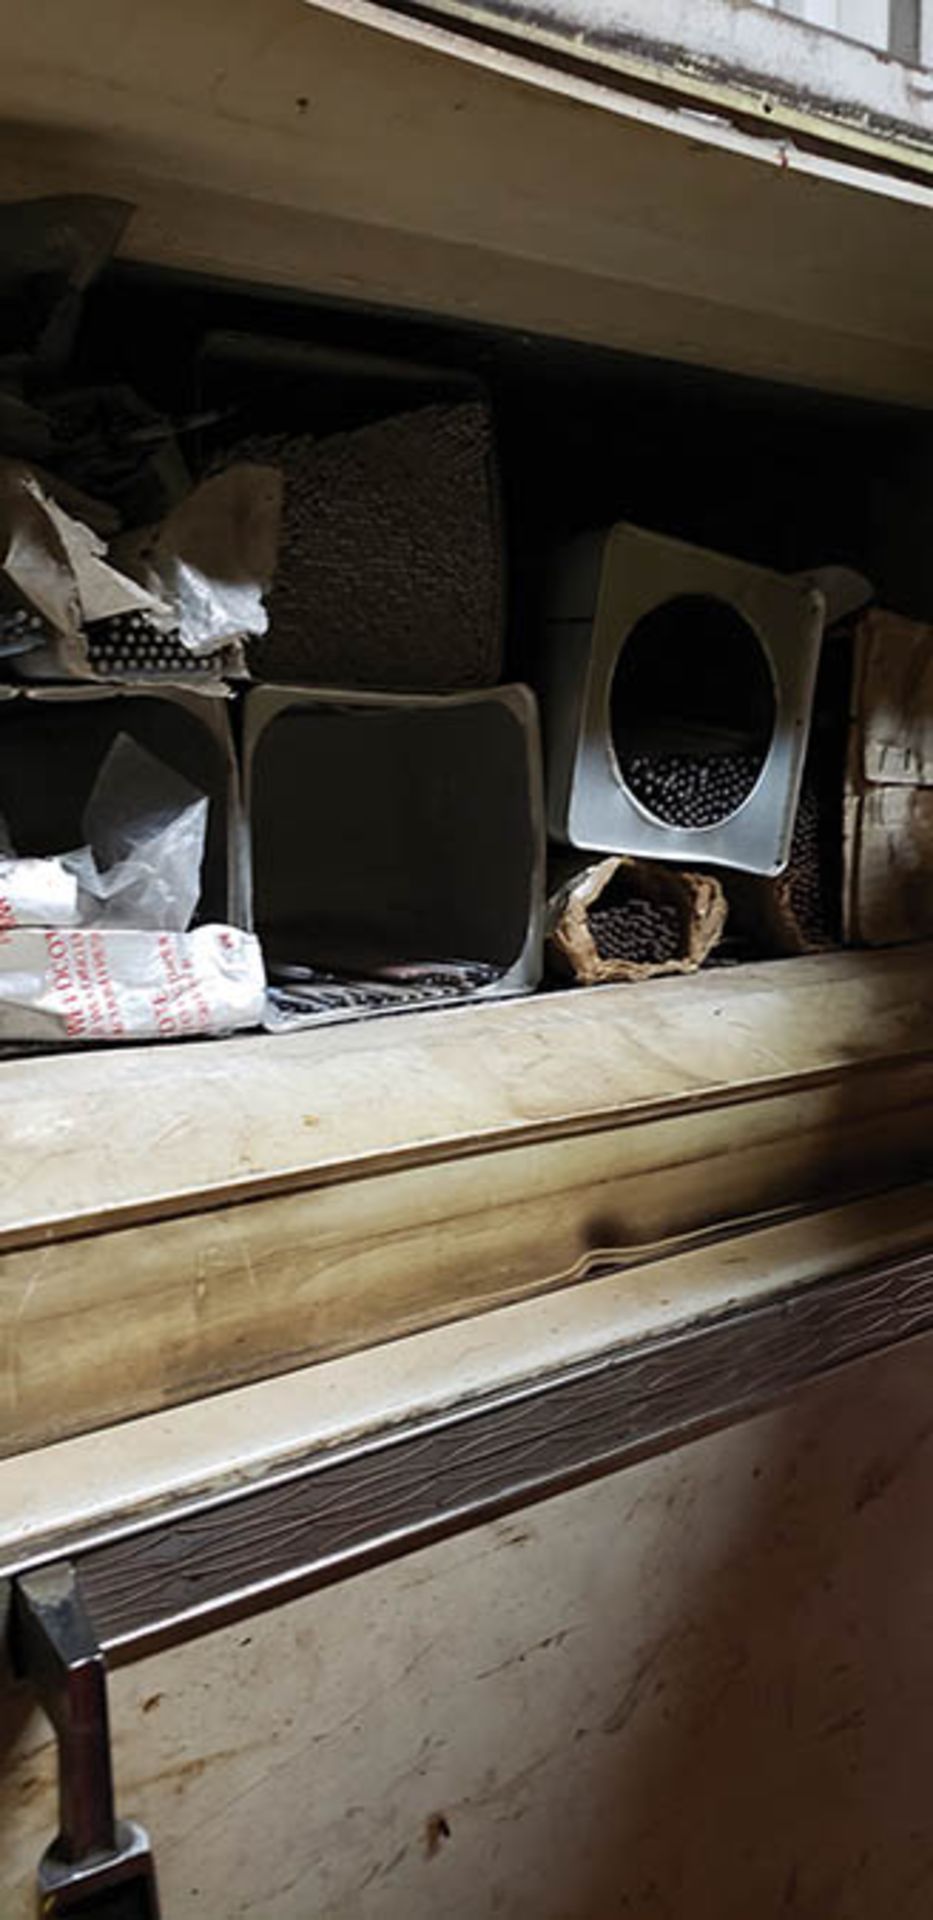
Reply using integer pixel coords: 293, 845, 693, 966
0, 815, 80, 929
0, 852, 79, 930
64, 734, 209, 932
0, 924, 265, 1042
0, 737, 207, 933
111, 464, 283, 656
0, 458, 175, 681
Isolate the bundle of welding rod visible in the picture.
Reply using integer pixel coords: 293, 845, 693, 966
547, 855, 728, 984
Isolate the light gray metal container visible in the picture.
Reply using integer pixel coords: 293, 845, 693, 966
542, 523, 826, 876
0, 685, 244, 927
242, 684, 545, 1017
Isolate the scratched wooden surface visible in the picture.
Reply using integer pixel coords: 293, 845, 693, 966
1, 946, 928, 1248
5, 1329, 933, 1917
849, 788, 933, 945
855, 611, 933, 789
1, 951, 931, 1458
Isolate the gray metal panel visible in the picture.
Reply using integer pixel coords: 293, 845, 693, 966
242, 682, 546, 1004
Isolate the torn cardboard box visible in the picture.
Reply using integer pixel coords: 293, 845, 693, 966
844, 609, 933, 945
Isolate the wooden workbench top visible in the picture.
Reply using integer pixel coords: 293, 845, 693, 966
0, 947, 930, 1459
2, 945, 930, 1247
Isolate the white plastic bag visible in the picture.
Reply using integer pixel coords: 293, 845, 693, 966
65, 734, 209, 931
112, 464, 283, 655
0, 734, 265, 1041
0, 855, 79, 930
0, 736, 206, 933
0, 923, 265, 1041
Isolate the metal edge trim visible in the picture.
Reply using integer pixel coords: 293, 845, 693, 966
11, 1243, 933, 1661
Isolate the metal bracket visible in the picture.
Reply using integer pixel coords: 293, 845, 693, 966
10, 1561, 160, 1918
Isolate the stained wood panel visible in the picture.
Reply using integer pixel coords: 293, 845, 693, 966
1, 966, 931, 1456
0, 947, 928, 1249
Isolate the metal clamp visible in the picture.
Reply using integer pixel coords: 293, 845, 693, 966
11, 1561, 160, 1918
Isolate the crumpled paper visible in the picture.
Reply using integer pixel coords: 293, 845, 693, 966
0, 459, 282, 679
112, 463, 283, 656
0, 458, 174, 678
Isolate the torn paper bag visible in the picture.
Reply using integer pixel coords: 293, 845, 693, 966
0, 458, 173, 679
112, 464, 283, 657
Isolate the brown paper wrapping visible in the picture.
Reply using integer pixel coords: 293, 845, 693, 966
547, 856, 727, 986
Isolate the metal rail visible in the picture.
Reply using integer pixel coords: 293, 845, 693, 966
4, 1244, 932, 1666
